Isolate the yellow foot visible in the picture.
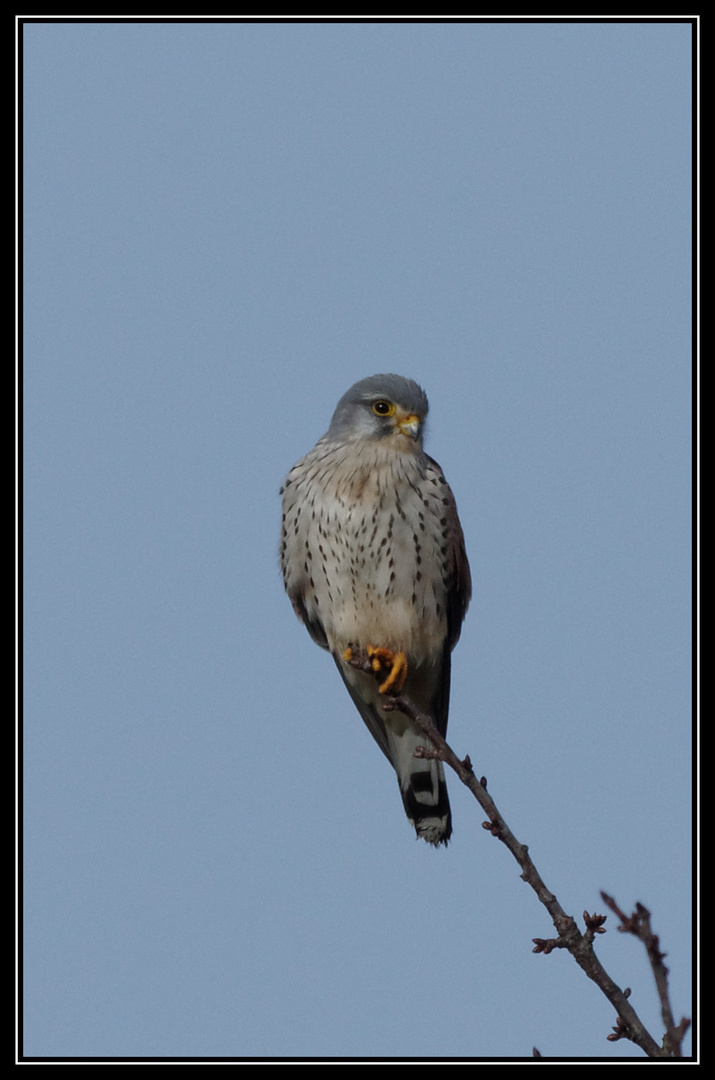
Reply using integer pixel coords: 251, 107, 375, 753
367, 645, 409, 695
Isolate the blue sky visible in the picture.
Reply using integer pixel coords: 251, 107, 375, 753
22, 18, 693, 1061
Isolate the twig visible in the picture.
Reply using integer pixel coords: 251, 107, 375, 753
600, 892, 691, 1057
345, 648, 688, 1058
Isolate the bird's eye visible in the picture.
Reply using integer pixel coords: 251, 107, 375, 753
372, 400, 396, 417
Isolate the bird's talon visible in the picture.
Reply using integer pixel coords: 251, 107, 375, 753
366, 645, 409, 694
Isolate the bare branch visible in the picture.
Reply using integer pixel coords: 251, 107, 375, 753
600, 892, 691, 1057
345, 647, 688, 1058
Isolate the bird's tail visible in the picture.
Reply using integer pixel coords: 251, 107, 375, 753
389, 729, 452, 846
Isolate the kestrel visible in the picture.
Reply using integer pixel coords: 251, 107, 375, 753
280, 374, 471, 845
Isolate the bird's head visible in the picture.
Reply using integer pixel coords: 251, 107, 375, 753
327, 374, 429, 448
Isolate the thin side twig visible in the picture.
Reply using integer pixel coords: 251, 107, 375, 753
600, 892, 691, 1057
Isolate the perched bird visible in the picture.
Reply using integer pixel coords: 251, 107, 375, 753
280, 374, 471, 845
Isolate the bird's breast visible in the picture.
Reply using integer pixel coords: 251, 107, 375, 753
281, 441, 453, 662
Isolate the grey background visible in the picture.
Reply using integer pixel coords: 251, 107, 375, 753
23, 20, 692, 1060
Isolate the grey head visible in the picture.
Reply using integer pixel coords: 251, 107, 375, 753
326, 374, 429, 446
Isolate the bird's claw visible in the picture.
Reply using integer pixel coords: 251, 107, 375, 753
367, 645, 409, 694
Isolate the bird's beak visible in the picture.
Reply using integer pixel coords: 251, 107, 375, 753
396, 413, 421, 440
